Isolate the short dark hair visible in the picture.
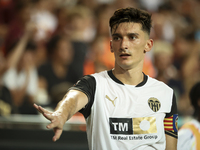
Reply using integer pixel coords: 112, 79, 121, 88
109, 7, 152, 35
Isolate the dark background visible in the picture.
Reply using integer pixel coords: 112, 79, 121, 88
0, 128, 89, 150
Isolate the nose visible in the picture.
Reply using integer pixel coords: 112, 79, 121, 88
120, 38, 128, 51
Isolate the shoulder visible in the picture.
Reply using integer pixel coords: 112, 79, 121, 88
76, 70, 108, 86
147, 76, 173, 92
91, 70, 108, 78
76, 74, 96, 85
86, 70, 109, 84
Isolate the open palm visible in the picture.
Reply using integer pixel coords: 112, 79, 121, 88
33, 104, 65, 142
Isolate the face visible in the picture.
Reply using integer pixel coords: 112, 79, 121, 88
110, 22, 153, 71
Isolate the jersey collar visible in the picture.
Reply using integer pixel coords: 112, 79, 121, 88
107, 70, 148, 87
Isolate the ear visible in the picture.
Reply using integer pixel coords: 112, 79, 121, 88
110, 40, 114, 53
144, 39, 153, 53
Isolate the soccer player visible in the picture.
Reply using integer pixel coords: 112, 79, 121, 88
34, 7, 178, 150
178, 82, 200, 150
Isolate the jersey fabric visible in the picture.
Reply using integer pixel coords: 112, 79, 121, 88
178, 119, 200, 150
70, 70, 178, 150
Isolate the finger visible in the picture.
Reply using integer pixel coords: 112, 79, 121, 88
38, 106, 50, 114
34, 104, 55, 122
43, 113, 55, 121
33, 103, 47, 114
52, 129, 63, 142
33, 103, 39, 110
33, 104, 43, 114
46, 119, 57, 129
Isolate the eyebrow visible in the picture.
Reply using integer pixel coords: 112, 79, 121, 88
112, 33, 139, 37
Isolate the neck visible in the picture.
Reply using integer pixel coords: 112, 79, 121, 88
112, 67, 144, 85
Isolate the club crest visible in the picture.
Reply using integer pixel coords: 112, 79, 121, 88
175, 115, 178, 131
148, 97, 161, 112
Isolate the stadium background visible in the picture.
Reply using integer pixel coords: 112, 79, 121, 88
0, 0, 200, 149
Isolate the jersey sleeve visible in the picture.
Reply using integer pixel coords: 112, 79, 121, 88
69, 75, 96, 118
164, 93, 178, 138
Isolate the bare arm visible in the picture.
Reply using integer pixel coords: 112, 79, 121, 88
34, 89, 88, 142
54, 89, 88, 121
165, 134, 177, 150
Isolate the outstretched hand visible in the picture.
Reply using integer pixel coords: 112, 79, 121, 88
33, 104, 66, 142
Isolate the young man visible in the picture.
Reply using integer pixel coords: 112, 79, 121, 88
178, 82, 200, 150
34, 7, 178, 150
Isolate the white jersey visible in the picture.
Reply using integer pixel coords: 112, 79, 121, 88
71, 70, 178, 150
178, 119, 200, 150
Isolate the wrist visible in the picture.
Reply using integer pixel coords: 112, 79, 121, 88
54, 109, 68, 123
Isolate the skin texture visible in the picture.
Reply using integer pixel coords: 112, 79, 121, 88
34, 21, 177, 149
110, 22, 153, 85
165, 134, 177, 150
34, 90, 88, 142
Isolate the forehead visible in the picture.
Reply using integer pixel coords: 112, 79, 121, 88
111, 22, 143, 34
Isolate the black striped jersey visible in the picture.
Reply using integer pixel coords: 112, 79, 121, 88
70, 70, 178, 150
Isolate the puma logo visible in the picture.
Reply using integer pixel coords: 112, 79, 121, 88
106, 95, 117, 107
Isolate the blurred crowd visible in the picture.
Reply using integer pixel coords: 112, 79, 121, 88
0, 0, 200, 127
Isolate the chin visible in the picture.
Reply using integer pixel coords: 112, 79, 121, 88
118, 64, 133, 71
115, 60, 134, 70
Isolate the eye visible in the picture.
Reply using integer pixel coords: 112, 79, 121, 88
113, 36, 121, 41
130, 35, 136, 40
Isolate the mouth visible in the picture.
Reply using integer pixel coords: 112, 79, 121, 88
120, 53, 131, 58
